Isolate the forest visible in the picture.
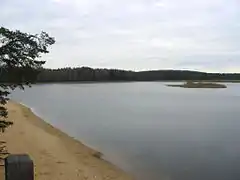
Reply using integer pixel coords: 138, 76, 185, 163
35, 67, 240, 82
1, 66, 240, 83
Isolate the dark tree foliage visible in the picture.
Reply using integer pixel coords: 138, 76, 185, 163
36, 67, 240, 82
0, 27, 55, 132
36, 67, 136, 82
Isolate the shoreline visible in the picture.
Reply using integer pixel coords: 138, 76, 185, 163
167, 81, 227, 89
14, 101, 101, 158
0, 101, 134, 180
35, 80, 240, 84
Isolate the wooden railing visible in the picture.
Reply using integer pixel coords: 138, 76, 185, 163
5, 154, 33, 180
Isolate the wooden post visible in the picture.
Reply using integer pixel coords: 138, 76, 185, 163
5, 154, 34, 180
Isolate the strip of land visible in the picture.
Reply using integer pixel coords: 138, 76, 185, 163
167, 81, 227, 89
0, 101, 133, 180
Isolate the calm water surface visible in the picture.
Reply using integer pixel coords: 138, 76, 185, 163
11, 82, 240, 180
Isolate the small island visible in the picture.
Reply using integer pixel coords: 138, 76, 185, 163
167, 81, 227, 89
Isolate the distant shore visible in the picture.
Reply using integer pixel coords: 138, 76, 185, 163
167, 81, 227, 89
34, 79, 240, 85
0, 101, 133, 180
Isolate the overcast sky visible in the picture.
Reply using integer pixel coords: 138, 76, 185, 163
1, 0, 239, 72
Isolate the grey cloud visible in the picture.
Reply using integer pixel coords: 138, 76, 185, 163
0, 0, 240, 72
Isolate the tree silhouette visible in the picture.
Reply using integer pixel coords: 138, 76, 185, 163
0, 27, 55, 132
36, 68, 240, 82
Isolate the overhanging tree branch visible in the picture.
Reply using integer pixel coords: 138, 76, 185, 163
0, 27, 55, 132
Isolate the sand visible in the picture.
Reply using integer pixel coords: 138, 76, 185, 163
0, 101, 134, 180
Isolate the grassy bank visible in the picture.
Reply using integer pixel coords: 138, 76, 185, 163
0, 101, 133, 180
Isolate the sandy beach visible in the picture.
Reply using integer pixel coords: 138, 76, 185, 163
0, 101, 134, 180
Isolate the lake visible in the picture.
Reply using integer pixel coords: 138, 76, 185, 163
11, 82, 240, 180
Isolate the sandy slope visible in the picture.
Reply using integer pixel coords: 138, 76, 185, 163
0, 101, 134, 180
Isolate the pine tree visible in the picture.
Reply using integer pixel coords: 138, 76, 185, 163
0, 27, 55, 132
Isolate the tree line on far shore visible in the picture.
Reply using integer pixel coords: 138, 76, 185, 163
1, 66, 240, 83
34, 67, 240, 82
